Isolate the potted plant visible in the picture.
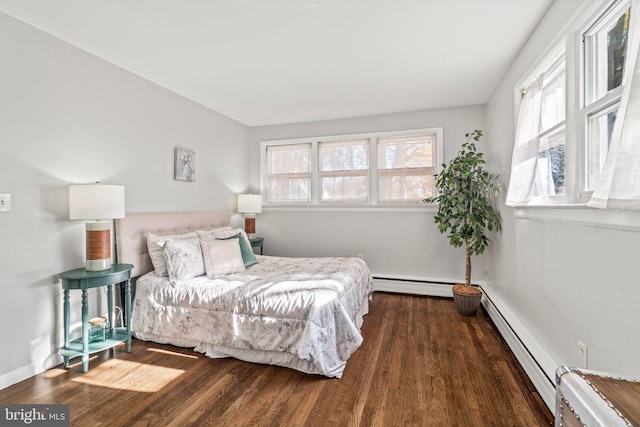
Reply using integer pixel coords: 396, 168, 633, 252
424, 130, 501, 315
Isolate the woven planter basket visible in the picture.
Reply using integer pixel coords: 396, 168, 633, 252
452, 285, 482, 316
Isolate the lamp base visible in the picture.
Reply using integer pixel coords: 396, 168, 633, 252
86, 221, 112, 271
86, 258, 112, 271
244, 214, 256, 237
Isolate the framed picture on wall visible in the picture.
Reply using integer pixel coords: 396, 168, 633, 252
174, 146, 195, 182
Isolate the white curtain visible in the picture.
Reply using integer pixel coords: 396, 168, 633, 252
505, 75, 544, 206
588, 9, 640, 210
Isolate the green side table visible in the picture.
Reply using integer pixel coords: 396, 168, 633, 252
58, 263, 134, 372
249, 237, 264, 255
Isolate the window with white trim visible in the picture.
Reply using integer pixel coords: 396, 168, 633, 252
264, 143, 312, 204
261, 128, 443, 207
583, 0, 630, 192
377, 134, 437, 203
319, 139, 369, 203
507, 0, 634, 206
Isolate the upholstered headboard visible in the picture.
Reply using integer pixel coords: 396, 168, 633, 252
115, 210, 231, 277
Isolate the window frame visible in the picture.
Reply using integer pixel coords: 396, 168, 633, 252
513, 0, 635, 207
376, 133, 439, 205
260, 127, 444, 210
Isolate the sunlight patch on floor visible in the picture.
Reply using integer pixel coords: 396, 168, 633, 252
71, 359, 184, 392
147, 347, 199, 359
42, 368, 68, 379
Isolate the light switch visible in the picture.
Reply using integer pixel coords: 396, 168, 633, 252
0, 193, 11, 212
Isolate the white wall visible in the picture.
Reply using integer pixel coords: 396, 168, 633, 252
485, 0, 640, 381
0, 12, 250, 388
249, 106, 487, 282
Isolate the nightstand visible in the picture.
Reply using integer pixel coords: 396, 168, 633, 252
249, 237, 264, 255
58, 263, 133, 372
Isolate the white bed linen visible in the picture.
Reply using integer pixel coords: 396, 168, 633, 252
131, 255, 373, 378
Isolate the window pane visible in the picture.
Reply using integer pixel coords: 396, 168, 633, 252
585, 5, 630, 103
321, 176, 368, 203
608, 10, 630, 91
535, 126, 565, 196
318, 139, 369, 203
377, 133, 436, 204
378, 134, 434, 169
267, 177, 310, 203
266, 143, 311, 204
586, 105, 618, 191
319, 139, 368, 172
540, 60, 565, 133
267, 143, 311, 174
378, 172, 434, 203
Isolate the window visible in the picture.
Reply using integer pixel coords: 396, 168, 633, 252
583, 0, 630, 191
264, 143, 312, 204
318, 139, 369, 203
506, 53, 566, 206
377, 134, 437, 203
261, 128, 443, 207
507, 0, 634, 206
537, 56, 567, 196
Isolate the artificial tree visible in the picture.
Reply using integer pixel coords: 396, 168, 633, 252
424, 130, 501, 314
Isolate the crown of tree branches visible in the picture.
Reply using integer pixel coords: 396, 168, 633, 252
424, 130, 502, 286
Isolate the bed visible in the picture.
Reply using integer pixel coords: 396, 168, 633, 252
115, 210, 373, 378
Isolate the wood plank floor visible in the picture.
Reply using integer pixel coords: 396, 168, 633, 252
0, 293, 554, 426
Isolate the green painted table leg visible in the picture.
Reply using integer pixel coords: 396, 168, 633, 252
107, 284, 113, 338
63, 289, 70, 367
81, 288, 89, 373
125, 279, 132, 352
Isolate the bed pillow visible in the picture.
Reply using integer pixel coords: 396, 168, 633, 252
215, 233, 258, 267
146, 227, 232, 276
200, 238, 245, 278
146, 231, 198, 276
197, 227, 248, 241
163, 237, 206, 284
197, 228, 257, 267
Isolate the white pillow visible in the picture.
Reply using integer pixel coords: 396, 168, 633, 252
197, 227, 251, 248
200, 239, 245, 278
146, 226, 233, 276
146, 231, 197, 276
163, 237, 206, 284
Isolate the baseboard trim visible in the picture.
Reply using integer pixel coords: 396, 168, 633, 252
0, 354, 62, 391
373, 277, 454, 297
372, 276, 557, 412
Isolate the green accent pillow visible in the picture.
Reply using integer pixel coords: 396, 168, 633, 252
217, 233, 258, 267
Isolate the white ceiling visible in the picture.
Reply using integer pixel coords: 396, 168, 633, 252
0, 0, 553, 126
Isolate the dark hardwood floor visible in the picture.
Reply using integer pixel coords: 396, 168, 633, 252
0, 293, 554, 426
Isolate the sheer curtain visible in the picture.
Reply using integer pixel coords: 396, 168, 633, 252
265, 143, 312, 204
505, 76, 544, 206
377, 134, 436, 203
588, 9, 640, 210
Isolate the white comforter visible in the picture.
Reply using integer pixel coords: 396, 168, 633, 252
131, 255, 374, 378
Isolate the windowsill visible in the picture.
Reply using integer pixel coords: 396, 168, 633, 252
263, 204, 438, 213
515, 203, 588, 209
515, 204, 640, 231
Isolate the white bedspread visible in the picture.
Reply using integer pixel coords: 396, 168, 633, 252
131, 255, 373, 378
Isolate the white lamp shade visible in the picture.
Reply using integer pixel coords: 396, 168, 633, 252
69, 184, 125, 220
237, 194, 262, 214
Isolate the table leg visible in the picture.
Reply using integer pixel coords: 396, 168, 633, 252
63, 289, 70, 367
107, 284, 113, 338
81, 289, 89, 373
125, 278, 132, 352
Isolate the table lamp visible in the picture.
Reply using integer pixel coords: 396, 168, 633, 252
237, 194, 262, 238
69, 184, 125, 271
